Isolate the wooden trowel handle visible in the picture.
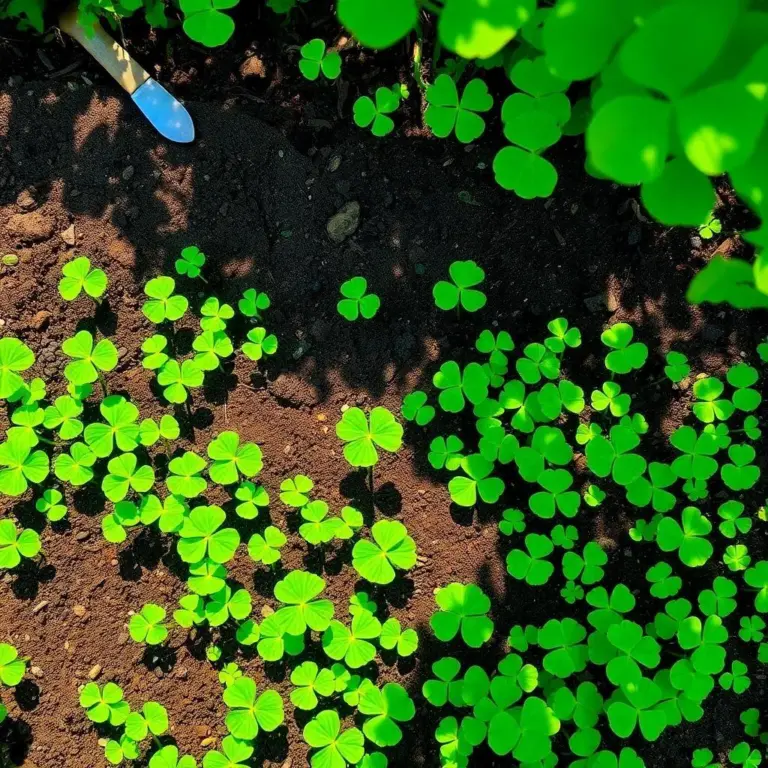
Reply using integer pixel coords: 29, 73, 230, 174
59, 6, 150, 95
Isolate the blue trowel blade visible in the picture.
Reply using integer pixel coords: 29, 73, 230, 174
131, 78, 195, 143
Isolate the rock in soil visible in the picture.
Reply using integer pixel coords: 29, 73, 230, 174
5, 212, 54, 242
326, 201, 360, 242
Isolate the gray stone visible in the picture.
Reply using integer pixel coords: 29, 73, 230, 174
327, 201, 360, 243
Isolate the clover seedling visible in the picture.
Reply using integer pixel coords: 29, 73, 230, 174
0, 436, 49, 497
253, 613, 305, 661
290, 661, 335, 710
125, 701, 169, 742
80, 682, 130, 726
352, 519, 416, 584
177, 505, 240, 564
274, 570, 334, 634
142, 276, 188, 323
43, 395, 84, 440
304, 709, 364, 768
656, 506, 713, 567
139, 414, 180, 449
353, 87, 401, 137
725, 544, 751, 572
0, 338, 35, 400
721, 444, 760, 490
646, 561, 682, 599
102, 453, 155, 502
698, 214, 722, 240
140, 494, 188, 534
248, 526, 287, 566
433, 360, 489, 413
433, 260, 486, 312
59, 256, 107, 302
516, 342, 560, 384
35, 488, 67, 522
299, 500, 342, 546
234, 480, 269, 519
62, 330, 118, 391
337, 277, 380, 321
238, 288, 270, 319
279, 474, 314, 507
242, 327, 278, 361
401, 390, 435, 425
357, 681, 415, 747
430, 582, 493, 648
425, 75, 493, 143
129, 603, 169, 645
200, 297, 235, 332
208, 431, 263, 485
601, 323, 648, 374
605, 677, 667, 741
205, 586, 252, 626
336, 406, 403, 468
175, 245, 207, 280
193, 330, 233, 371
299, 38, 341, 80
323, 612, 382, 668
591, 381, 631, 417
0, 644, 26, 687
222, 677, 284, 740
187, 559, 227, 597
692, 377, 734, 423
506, 533, 555, 586
423, 657, 464, 707
428, 435, 464, 470
448, 454, 504, 506
545, 317, 581, 353
203, 735, 252, 768
379, 618, 418, 657
54, 442, 96, 487
663, 351, 691, 383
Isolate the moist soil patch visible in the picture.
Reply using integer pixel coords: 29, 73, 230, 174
0, 72, 763, 768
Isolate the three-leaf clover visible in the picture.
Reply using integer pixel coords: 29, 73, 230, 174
0, 436, 49, 496
352, 520, 416, 584
433, 260, 486, 312
322, 612, 382, 668
193, 331, 233, 371
656, 507, 713, 567
177, 505, 240, 564
142, 276, 188, 323
664, 351, 691, 383
379, 618, 418, 656
425, 75, 493, 143
62, 331, 118, 385
353, 87, 401, 136
167, 451, 208, 498
208, 431, 263, 485
401, 390, 435, 426
433, 360, 489, 413
274, 570, 334, 634
158, 359, 204, 404
336, 407, 403, 467
222, 677, 284, 740
238, 288, 270, 319
0, 520, 41, 569
0, 338, 35, 400
175, 246, 206, 279
79, 682, 130, 726
601, 323, 648, 374
102, 453, 155, 502
337, 277, 380, 321
303, 709, 364, 768
357, 681, 415, 747
129, 603, 169, 645
507, 533, 555, 586
200, 297, 234, 332
299, 39, 341, 80
59, 256, 107, 301
242, 327, 278, 362
448, 454, 504, 506
248, 526, 287, 566
35, 488, 67, 522
430, 582, 493, 648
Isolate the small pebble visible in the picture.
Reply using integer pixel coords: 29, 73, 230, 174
73, 604, 86, 617
88, 664, 102, 680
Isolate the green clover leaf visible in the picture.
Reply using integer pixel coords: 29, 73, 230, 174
425, 75, 493, 144
59, 256, 107, 301
335, 406, 403, 467
62, 331, 118, 385
433, 260, 486, 312
352, 519, 416, 584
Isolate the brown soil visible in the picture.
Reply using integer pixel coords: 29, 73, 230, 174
0, 34, 763, 768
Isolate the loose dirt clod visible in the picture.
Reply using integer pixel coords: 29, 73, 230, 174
326, 201, 360, 242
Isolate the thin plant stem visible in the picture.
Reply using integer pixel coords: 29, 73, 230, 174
420, 0, 443, 13
369, 466, 374, 497
96, 371, 109, 397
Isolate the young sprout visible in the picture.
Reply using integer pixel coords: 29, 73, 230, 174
664, 351, 691, 383
506, 533, 555, 587
433, 260, 486, 312
600, 323, 648, 374
43, 395, 84, 440
290, 661, 336, 710
428, 435, 464, 470
0, 434, 50, 496
175, 245, 207, 280
248, 526, 287, 566
0, 520, 41, 570
238, 288, 270, 320
353, 87, 400, 137
692, 377, 734, 423
280, 474, 314, 507
35, 488, 67, 522
591, 381, 631, 417
303, 710, 364, 767
274, 570, 334, 634
7, 404, 44, 448
167, 451, 208, 498
337, 277, 381, 321
174, 594, 206, 629
545, 317, 581, 353
54, 442, 96, 487
222, 677, 284, 740
0, 338, 35, 400
187, 560, 227, 597
141, 335, 170, 370
139, 414, 180, 448
207, 431, 263, 485
424, 75, 493, 143
698, 213, 722, 240
58, 256, 108, 303
401, 391, 435, 425
193, 330, 234, 371
299, 39, 341, 80
62, 330, 118, 394
157, 359, 204, 404
200, 297, 234, 332
429, 582, 493, 648
322, 613, 381, 669
142, 276, 189, 324
79, 682, 130, 725
433, 361, 489, 413
84, 395, 140, 458
102, 453, 156, 502
177, 505, 240, 564
299, 500, 342, 546
204, 736, 253, 768
352, 520, 416, 584
242, 327, 278, 362
205, 586, 252, 626
234, 481, 270, 519
129, 604, 169, 645
102, 500, 141, 543
379, 618, 418, 657
218, 662, 242, 687
335, 406, 403, 468
139, 494, 188, 534
125, 701, 169, 743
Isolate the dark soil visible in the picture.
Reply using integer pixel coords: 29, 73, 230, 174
0, 16, 764, 768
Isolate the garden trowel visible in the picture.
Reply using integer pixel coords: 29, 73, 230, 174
59, 7, 194, 143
